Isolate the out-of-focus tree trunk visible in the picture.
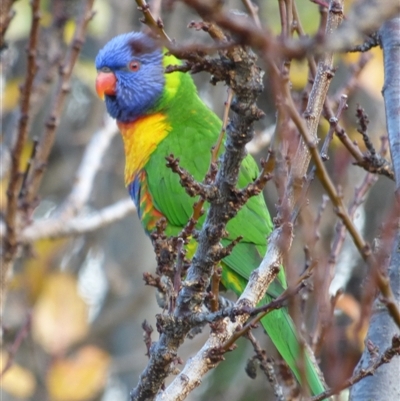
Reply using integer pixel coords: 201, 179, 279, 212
350, 14, 400, 401
349, 233, 400, 401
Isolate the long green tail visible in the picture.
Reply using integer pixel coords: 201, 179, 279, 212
221, 265, 325, 397
261, 307, 325, 397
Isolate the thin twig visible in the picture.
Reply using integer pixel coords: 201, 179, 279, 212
142, 320, 154, 358
246, 331, 285, 401
286, 88, 400, 328
320, 94, 348, 161
20, 199, 135, 242
2, 0, 41, 311
210, 267, 222, 312
0, 119, 124, 243
292, 0, 344, 186
60, 117, 118, 217
0, 0, 17, 50
241, 0, 261, 29
221, 264, 313, 352
135, 0, 170, 41
348, 31, 380, 52
0, 312, 32, 378
313, 171, 378, 352
23, 0, 95, 207
211, 88, 233, 163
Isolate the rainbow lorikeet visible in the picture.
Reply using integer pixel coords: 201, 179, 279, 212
95, 32, 325, 396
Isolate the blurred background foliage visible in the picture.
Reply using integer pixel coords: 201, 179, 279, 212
0, 1, 393, 400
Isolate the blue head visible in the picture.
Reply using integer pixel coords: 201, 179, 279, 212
95, 32, 165, 122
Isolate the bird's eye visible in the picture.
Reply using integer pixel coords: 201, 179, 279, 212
100, 66, 112, 73
128, 60, 140, 72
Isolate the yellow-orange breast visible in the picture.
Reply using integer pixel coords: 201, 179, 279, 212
117, 113, 171, 185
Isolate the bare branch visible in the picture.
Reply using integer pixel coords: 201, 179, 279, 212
60, 117, 118, 216
287, 89, 400, 328
348, 32, 380, 53
155, 226, 290, 401
23, 0, 95, 207
291, 0, 344, 187
246, 331, 285, 401
241, 0, 262, 29
0, 0, 17, 50
20, 198, 135, 242
2, 0, 41, 311
0, 312, 31, 378
135, 0, 170, 42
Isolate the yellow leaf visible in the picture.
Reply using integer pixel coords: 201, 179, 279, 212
11, 238, 68, 302
33, 273, 89, 354
2, 78, 21, 112
0, 351, 36, 398
342, 50, 361, 65
0, 177, 8, 211
358, 48, 384, 98
63, 19, 76, 44
343, 48, 384, 98
47, 346, 110, 401
289, 59, 309, 90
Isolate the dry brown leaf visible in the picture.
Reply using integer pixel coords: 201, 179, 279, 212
47, 345, 110, 401
336, 293, 367, 351
336, 293, 361, 322
32, 273, 89, 354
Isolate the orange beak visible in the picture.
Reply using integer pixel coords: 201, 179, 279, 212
95, 71, 117, 99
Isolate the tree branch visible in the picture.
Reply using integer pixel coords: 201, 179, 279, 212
0, 0, 17, 50
59, 117, 118, 217
20, 198, 135, 242
22, 0, 95, 208
2, 0, 41, 312
155, 225, 291, 401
